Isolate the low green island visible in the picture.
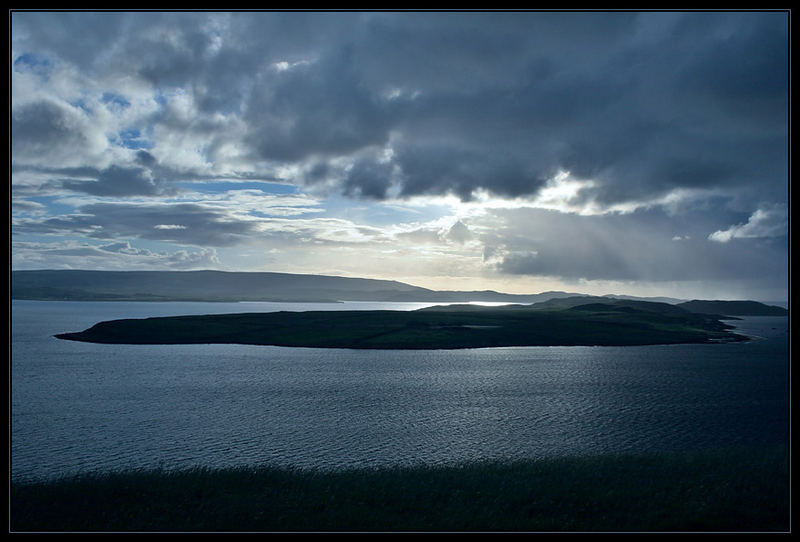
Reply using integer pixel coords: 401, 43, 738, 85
55, 300, 748, 349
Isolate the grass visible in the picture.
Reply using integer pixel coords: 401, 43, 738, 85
10, 446, 788, 532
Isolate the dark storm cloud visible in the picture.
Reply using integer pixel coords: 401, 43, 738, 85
12, 100, 72, 147
339, 158, 395, 200
244, 47, 399, 162
60, 165, 171, 197
393, 142, 551, 201
246, 10, 785, 207
351, 12, 640, 93
12, 11, 788, 208
12, 99, 98, 162
562, 12, 789, 208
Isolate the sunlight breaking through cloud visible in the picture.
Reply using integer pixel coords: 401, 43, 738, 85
11, 11, 788, 301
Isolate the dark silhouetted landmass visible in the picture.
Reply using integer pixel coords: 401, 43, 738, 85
55, 302, 746, 349
12, 269, 586, 303
676, 300, 788, 317
16, 270, 784, 318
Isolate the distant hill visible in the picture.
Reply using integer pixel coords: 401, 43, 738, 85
11, 269, 582, 304
532, 296, 789, 319
676, 300, 788, 317
12, 270, 785, 311
529, 296, 693, 317
600, 294, 686, 304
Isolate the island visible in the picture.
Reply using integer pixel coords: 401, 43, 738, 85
55, 301, 748, 349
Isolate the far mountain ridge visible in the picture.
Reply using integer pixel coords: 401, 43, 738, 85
676, 300, 788, 316
10, 270, 786, 311
528, 296, 695, 317
11, 270, 584, 304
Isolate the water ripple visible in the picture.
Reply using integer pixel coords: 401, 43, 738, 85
11, 303, 789, 482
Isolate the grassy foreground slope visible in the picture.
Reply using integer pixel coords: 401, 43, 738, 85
11, 446, 788, 532
55, 303, 746, 348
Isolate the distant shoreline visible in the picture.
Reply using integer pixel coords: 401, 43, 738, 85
12, 298, 510, 306
12, 270, 788, 311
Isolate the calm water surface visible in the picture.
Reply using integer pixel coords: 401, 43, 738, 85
11, 300, 789, 482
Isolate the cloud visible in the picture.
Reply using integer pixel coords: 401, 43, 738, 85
12, 12, 788, 209
12, 240, 220, 270
339, 157, 397, 200
12, 198, 45, 213
14, 202, 258, 247
709, 204, 789, 243
165, 248, 221, 268
13, 196, 390, 252
478, 206, 787, 283
244, 47, 398, 163
445, 220, 473, 244
10, 12, 789, 300
59, 165, 171, 197
12, 99, 111, 168
252, 217, 392, 246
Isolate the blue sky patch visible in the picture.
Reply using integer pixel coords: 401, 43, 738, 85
14, 52, 51, 77
101, 92, 131, 110
117, 129, 154, 150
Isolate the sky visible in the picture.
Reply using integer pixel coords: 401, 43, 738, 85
10, 11, 789, 301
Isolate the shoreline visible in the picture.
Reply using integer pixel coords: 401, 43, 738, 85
11, 445, 788, 532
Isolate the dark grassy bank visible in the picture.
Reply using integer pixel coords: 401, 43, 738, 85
55, 303, 746, 349
11, 446, 788, 532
